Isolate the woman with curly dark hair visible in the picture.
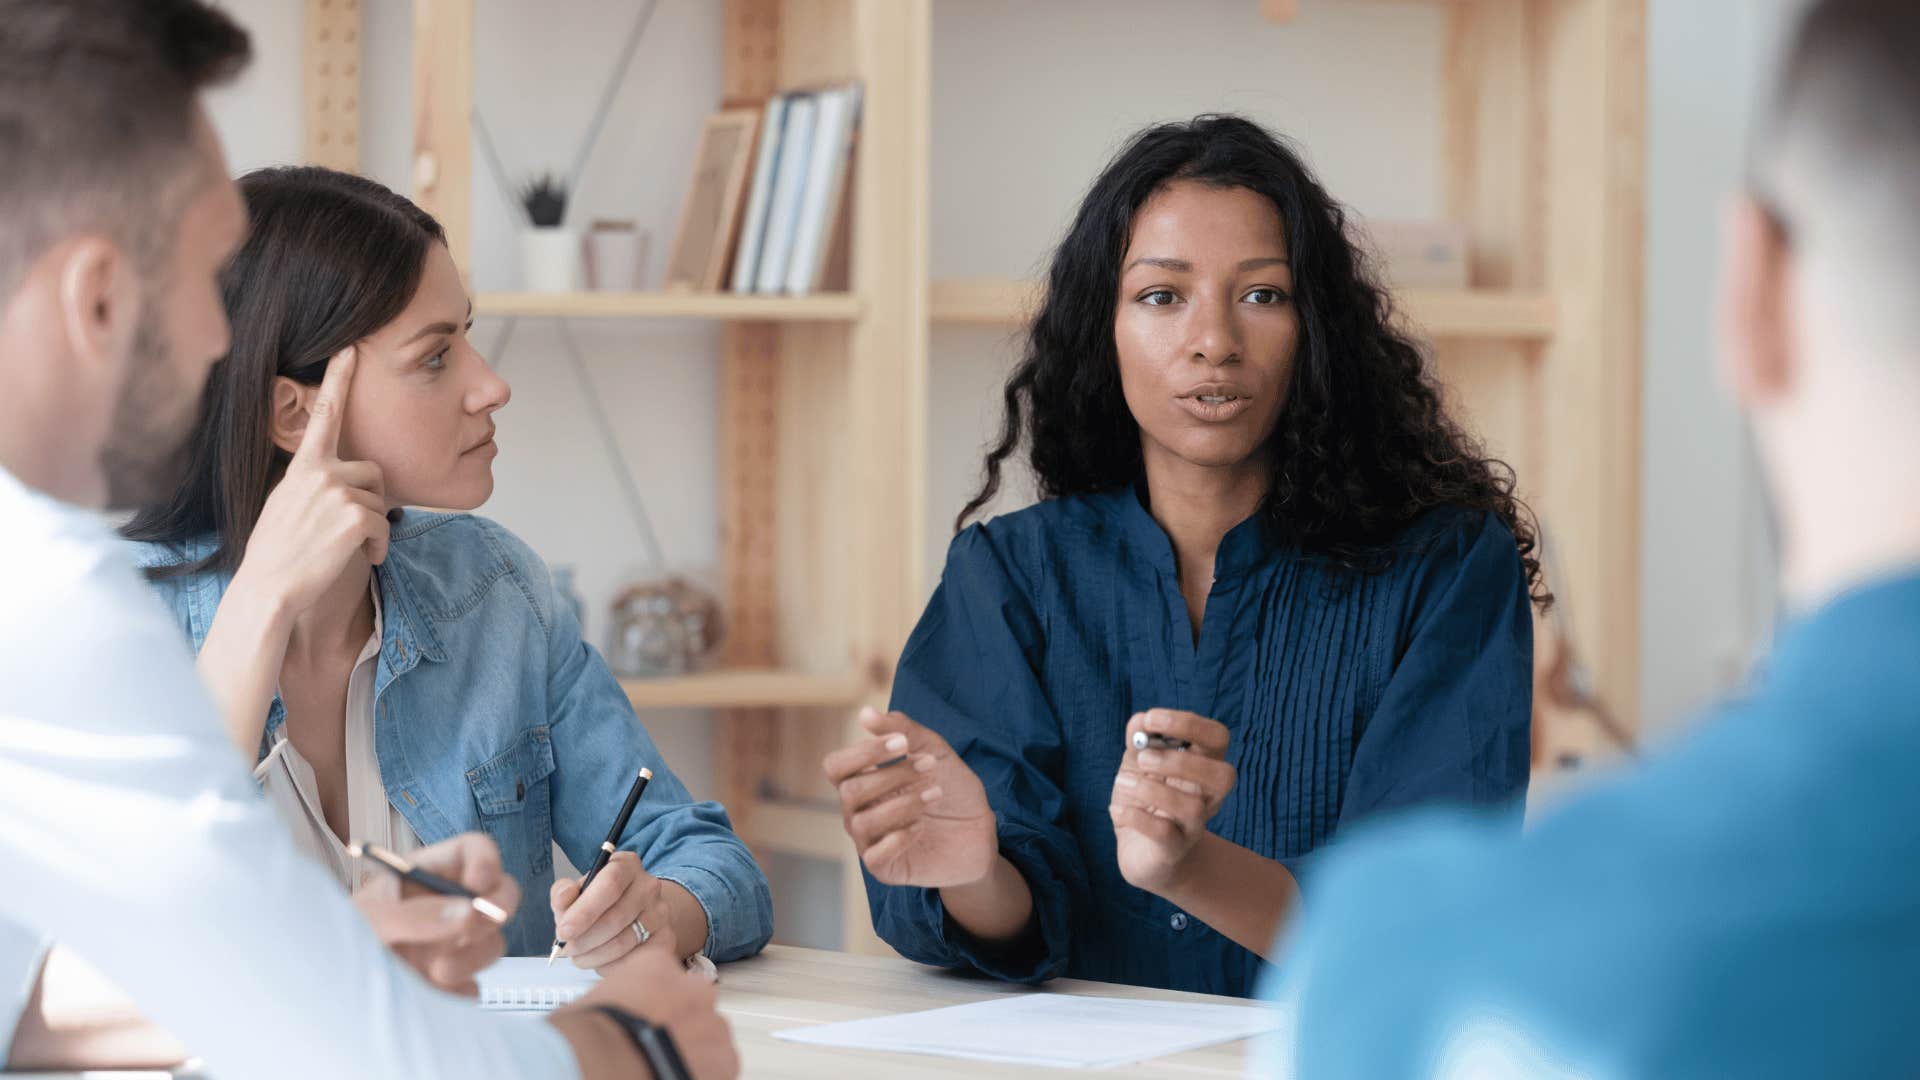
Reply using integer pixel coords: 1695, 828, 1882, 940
823, 115, 1540, 998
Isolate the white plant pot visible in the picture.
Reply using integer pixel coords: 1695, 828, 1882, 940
519, 227, 582, 293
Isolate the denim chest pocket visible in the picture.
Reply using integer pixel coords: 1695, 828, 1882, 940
466, 726, 557, 877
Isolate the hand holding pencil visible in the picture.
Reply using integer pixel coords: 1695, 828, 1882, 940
1109, 709, 1237, 894
349, 833, 519, 997
548, 768, 670, 969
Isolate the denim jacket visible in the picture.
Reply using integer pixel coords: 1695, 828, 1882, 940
128, 511, 773, 961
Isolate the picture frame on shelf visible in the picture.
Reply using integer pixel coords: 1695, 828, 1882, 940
663, 107, 761, 292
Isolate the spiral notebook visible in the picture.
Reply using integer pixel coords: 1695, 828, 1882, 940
476, 957, 601, 1012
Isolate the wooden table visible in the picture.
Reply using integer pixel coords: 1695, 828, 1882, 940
716, 945, 1256, 1077
8, 946, 1260, 1078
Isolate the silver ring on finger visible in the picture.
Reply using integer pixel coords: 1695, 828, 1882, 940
631, 917, 651, 945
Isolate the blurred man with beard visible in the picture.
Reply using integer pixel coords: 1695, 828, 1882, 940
0, 3, 735, 1077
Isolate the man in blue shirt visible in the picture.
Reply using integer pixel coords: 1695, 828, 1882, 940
1268, 1, 1920, 1076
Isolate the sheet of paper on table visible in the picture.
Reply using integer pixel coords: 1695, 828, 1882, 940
773, 991, 1287, 1069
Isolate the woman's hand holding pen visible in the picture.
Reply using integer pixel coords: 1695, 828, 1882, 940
352, 833, 517, 997
549, 852, 700, 969
1110, 709, 1237, 894
824, 707, 997, 888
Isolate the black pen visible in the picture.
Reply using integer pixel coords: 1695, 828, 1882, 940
548, 767, 653, 965
1130, 731, 1193, 752
349, 841, 510, 924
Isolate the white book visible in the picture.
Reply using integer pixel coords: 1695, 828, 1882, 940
475, 957, 600, 1012
783, 84, 862, 297
729, 93, 791, 294
753, 92, 818, 295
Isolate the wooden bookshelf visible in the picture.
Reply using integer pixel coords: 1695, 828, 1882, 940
927, 278, 1037, 326
740, 799, 848, 861
930, 279, 1557, 341
621, 669, 868, 711
1398, 289, 1558, 341
319, 0, 1643, 958
479, 290, 862, 322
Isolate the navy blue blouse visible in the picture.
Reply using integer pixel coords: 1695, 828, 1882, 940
863, 486, 1532, 997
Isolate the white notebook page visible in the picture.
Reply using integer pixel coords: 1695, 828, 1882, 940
475, 956, 601, 1012
773, 992, 1285, 1069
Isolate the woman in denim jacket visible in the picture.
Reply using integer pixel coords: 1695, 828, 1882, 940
121, 166, 772, 968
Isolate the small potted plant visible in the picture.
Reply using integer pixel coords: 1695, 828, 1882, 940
517, 172, 580, 292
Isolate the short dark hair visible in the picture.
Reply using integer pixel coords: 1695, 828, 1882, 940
0, 0, 251, 298
122, 167, 448, 578
1753, 0, 1920, 347
961, 115, 1545, 604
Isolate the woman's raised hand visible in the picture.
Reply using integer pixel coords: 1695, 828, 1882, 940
823, 707, 999, 888
232, 346, 390, 616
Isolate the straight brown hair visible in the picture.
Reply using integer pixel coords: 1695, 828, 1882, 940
122, 167, 446, 577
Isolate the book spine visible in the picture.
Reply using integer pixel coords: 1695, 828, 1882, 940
795, 83, 862, 295
783, 87, 846, 297
730, 93, 789, 294
754, 93, 818, 295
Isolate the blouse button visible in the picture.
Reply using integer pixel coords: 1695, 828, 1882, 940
1169, 912, 1189, 931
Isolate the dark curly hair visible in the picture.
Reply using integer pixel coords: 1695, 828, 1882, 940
957, 114, 1547, 606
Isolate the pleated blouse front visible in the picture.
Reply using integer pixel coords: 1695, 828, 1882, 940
864, 484, 1533, 997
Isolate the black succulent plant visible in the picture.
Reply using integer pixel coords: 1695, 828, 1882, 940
518, 172, 568, 227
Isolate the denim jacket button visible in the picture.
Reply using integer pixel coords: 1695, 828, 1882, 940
1170, 912, 1188, 931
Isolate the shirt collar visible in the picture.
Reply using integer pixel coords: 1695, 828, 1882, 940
370, 516, 447, 669
1116, 477, 1273, 581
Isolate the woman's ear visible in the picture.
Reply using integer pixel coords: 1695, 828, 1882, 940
267, 375, 314, 455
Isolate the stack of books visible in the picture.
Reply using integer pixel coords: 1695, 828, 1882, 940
728, 83, 863, 298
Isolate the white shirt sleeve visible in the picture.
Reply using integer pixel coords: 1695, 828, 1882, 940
0, 918, 48, 1062
0, 478, 579, 1080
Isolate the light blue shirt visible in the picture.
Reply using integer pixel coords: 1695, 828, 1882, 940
128, 511, 773, 961
0, 464, 577, 1077
1263, 569, 1920, 1078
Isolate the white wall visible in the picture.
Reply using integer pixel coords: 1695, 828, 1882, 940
1639, 0, 1799, 733
926, 0, 1445, 574
199, 0, 1801, 947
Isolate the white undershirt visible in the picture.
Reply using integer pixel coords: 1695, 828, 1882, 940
255, 579, 422, 896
